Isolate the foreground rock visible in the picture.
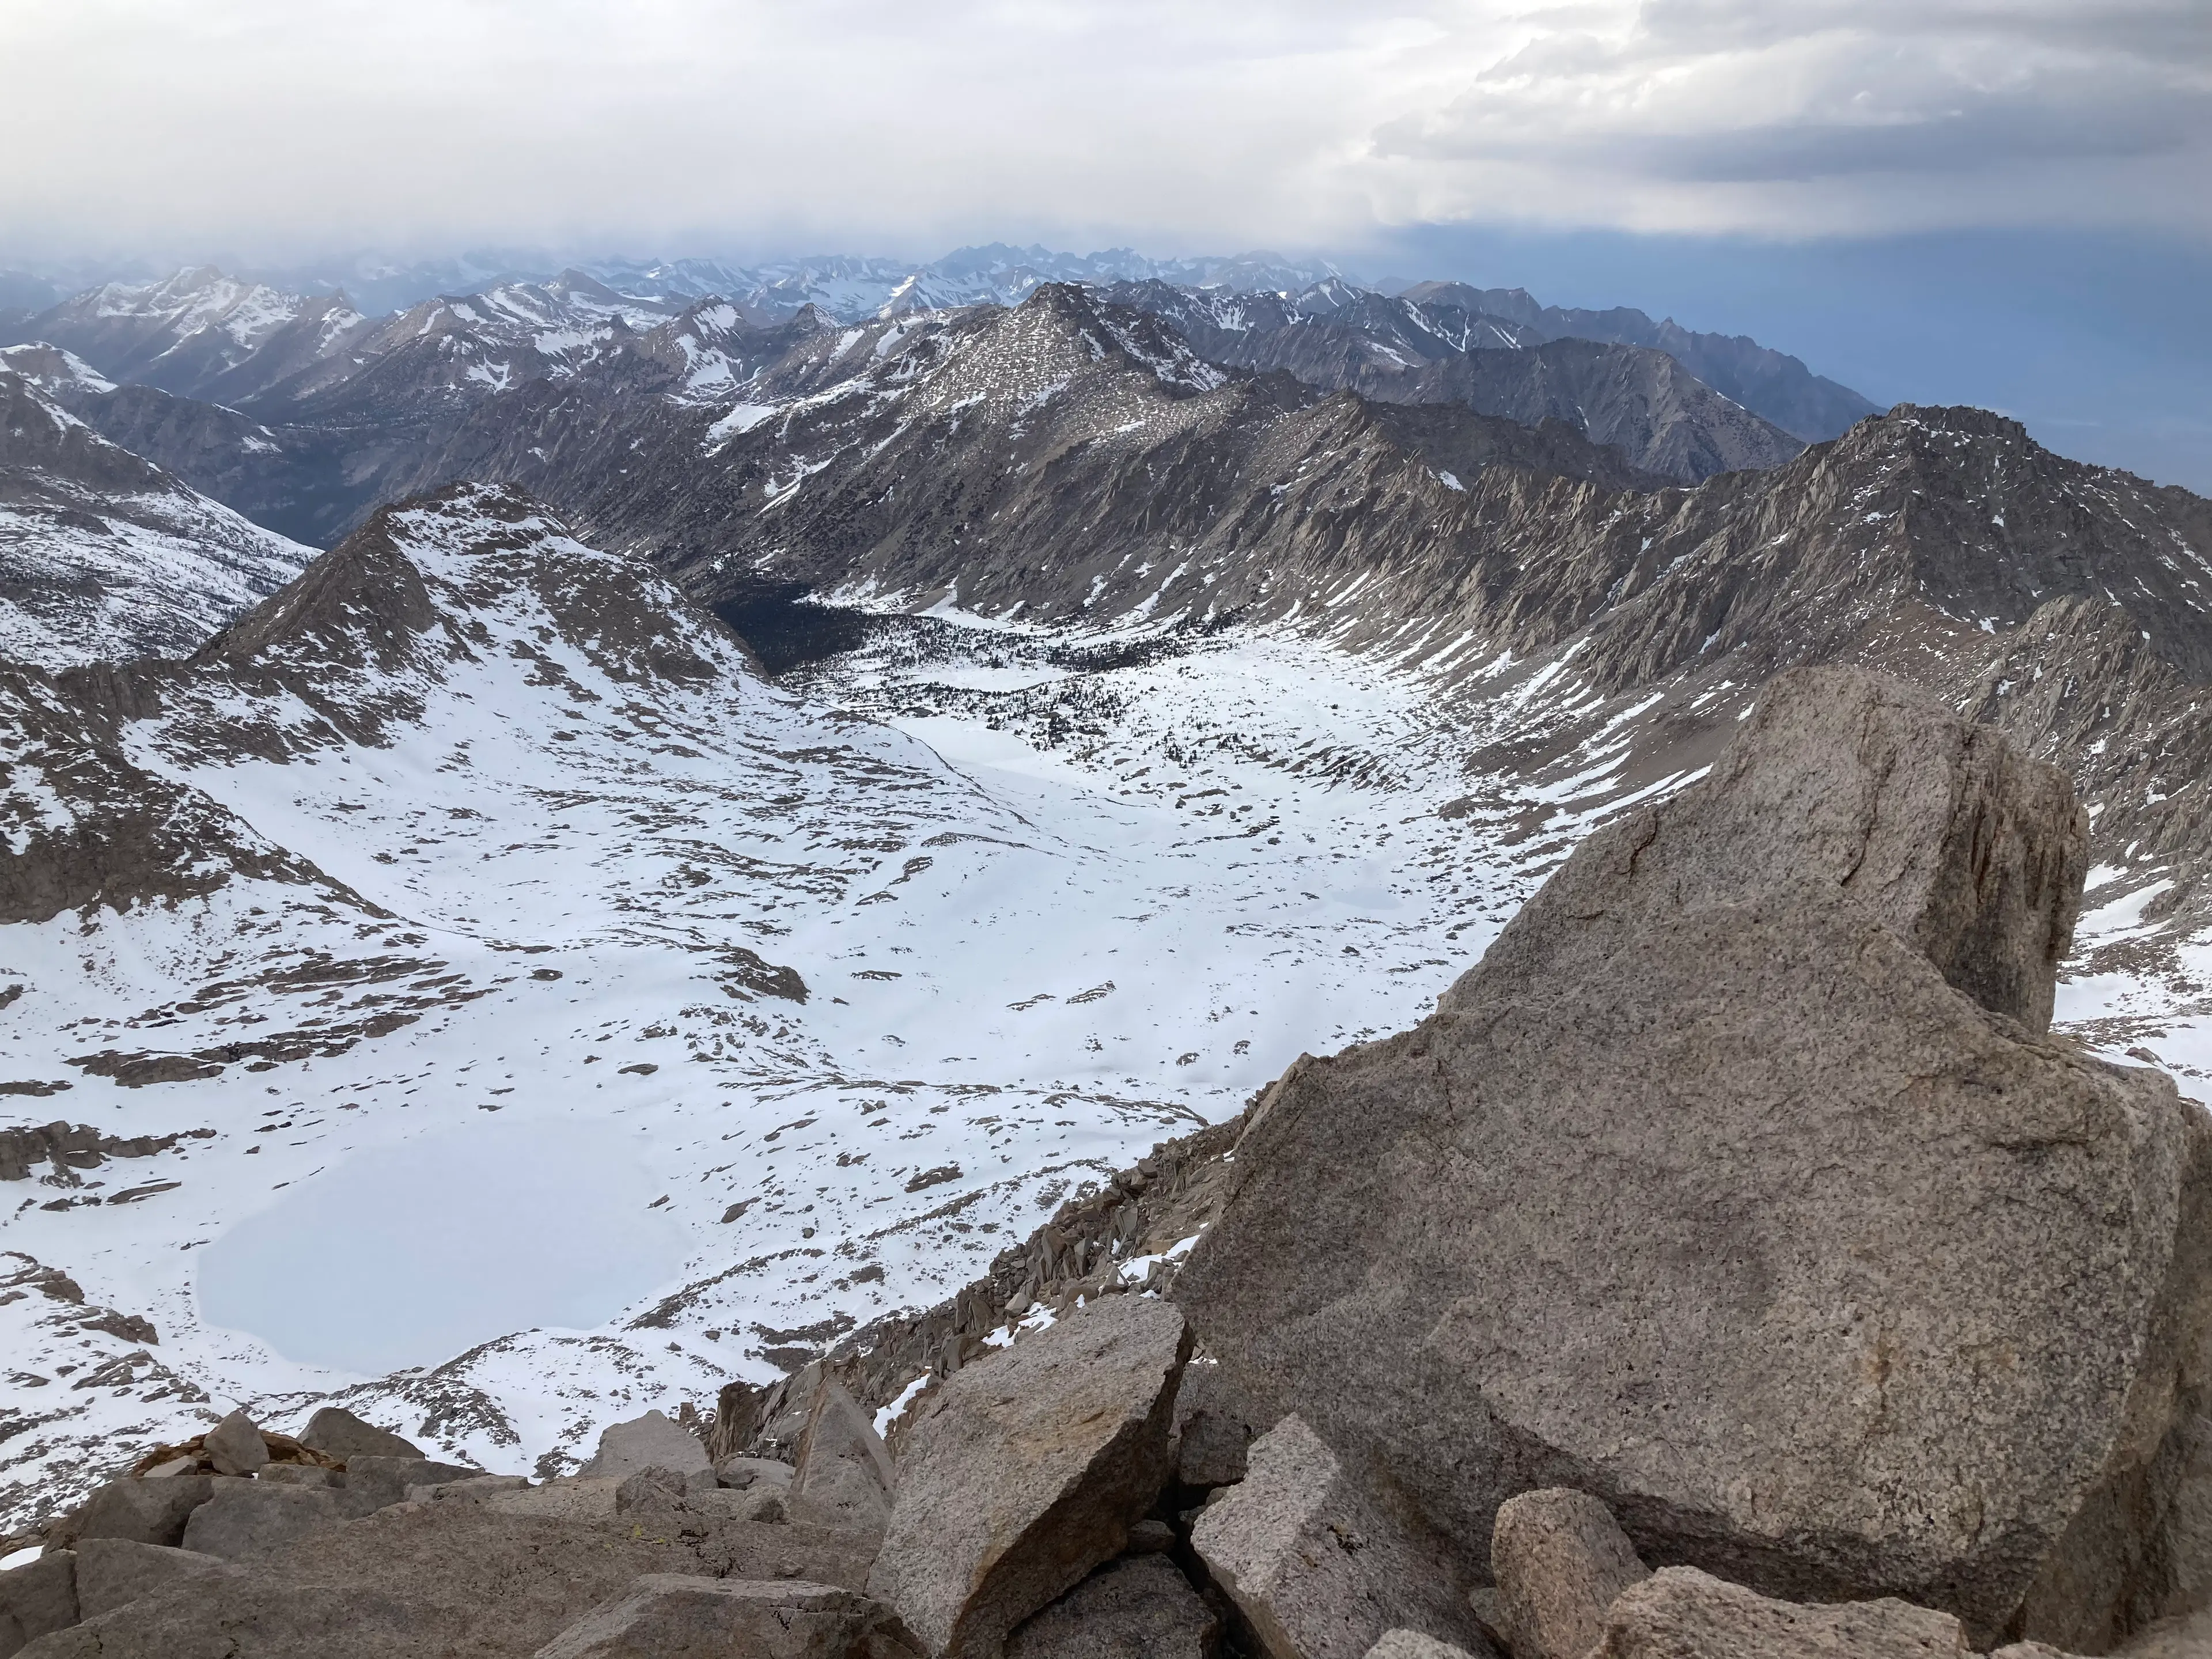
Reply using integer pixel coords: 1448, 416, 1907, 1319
1489, 1490, 1649, 1659
297, 1407, 422, 1463
789, 1378, 896, 1532
868, 1296, 1192, 1659
578, 1410, 712, 1480
70, 1539, 232, 1620
0, 1551, 75, 1655
20, 1492, 883, 1657
535, 1574, 922, 1659
1191, 1415, 1490, 1659
1175, 666, 2212, 1651
1594, 1566, 1972, 1658
1005, 1556, 1218, 1659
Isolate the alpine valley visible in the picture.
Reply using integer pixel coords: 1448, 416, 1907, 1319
2, 247, 2209, 1563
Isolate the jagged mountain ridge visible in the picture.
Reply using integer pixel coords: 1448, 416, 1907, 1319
3, 259, 1874, 548
1101, 279, 1810, 476
0, 347, 313, 666
1399, 279, 1882, 442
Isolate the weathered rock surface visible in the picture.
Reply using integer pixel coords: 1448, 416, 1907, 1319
179, 1481, 346, 1560
790, 1377, 895, 1532
535, 1574, 921, 1659
69, 1475, 212, 1548
1171, 1362, 1253, 1490
1490, 1489, 1649, 1659
578, 1410, 711, 1480
868, 1295, 1192, 1659
200, 1411, 268, 1478
1005, 1556, 1218, 1659
339, 1455, 483, 1516
71, 1538, 232, 1620
298, 1406, 422, 1463
0, 1551, 75, 1657
1362, 1635, 1481, 1659
20, 1493, 882, 1658
1190, 1415, 1489, 1659
1175, 667, 2212, 1650
718, 1458, 796, 1493
1593, 1566, 1971, 1658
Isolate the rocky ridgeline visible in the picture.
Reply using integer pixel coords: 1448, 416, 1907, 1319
6, 665, 2211, 1659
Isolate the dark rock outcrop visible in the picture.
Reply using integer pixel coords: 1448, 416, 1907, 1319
297, 1407, 421, 1463
1005, 1555, 1218, 1659
1175, 666, 2212, 1651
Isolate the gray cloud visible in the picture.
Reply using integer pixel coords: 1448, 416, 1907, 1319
0, 0, 2205, 260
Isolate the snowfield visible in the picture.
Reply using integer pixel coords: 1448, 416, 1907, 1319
2, 488, 2205, 1533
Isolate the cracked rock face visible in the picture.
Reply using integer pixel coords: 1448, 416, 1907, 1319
1176, 665, 2212, 1653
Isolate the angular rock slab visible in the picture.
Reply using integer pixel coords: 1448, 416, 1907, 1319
869, 1295, 1191, 1659
0, 1551, 75, 1657
70, 1475, 213, 1548
578, 1410, 711, 1480
298, 1406, 422, 1463
1191, 1415, 1488, 1659
791, 1377, 896, 1532
180, 1483, 346, 1561
1176, 666, 2212, 1650
1593, 1566, 1969, 1658
1490, 1489, 1648, 1659
1363, 1637, 1482, 1659
1006, 1556, 1218, 1659
203, 1411, 270, 1478
534, 1574, 920, 1659
72, 1539, 233, 1621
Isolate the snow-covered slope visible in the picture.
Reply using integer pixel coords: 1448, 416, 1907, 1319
0, 484, 1566, 1529
0, 350, 315, 666
1, 269, 316, 399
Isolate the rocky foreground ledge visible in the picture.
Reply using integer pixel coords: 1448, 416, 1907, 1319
5, 666, 2210, 1659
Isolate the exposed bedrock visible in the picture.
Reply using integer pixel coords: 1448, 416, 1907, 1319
1174, 665, 2212, 1652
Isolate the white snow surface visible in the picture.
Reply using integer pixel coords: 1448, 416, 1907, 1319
2, 488, 2205, 1529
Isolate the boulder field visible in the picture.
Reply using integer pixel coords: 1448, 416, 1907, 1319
4, 665, 2209, 1659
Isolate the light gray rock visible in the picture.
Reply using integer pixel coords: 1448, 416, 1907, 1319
1592, 1566, 1969, 1658
577, 1410, 711, 1480
408, 1476, 532, 1505
790, 1377, 895, 1532
17, 1494, 884, 1657
1490, 1489, 1649, 1659
339, 1456, 484, 1516
255, 1463, 342, 1490
70, 1475, 213, 1548
71, 1539, 232, 1620
718, 1457, 796, 1492
1171, 1362, 1252, 1490
179, 1482, 345, 1560
1190, 1416, 1489, 1659
298, 1406, 422, 1463
202, 1411, 269, 1478
1005, 1556, 1217, 1659
1363, 1635, 1481, 1659
0, 1550, 75, 1658
869, 1295, 1192, 1659
615, 1467, 718, 1513
1175, 666, 2212, 1652
533, 1573, 921, 1659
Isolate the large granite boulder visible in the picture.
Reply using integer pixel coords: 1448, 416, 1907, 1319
179, 1482, 346, 1560
1490, 1490, 1649, 1659
578, 1410, 711, 1480
1174, 666, 2212, 1652
298, 1407, 422, 1463
68, 1475, 214, 1548
1190, 1415, 1490, 1659
535, 1575, 921, 1659
0, 1551, 75, 1657
789, 1378, 895, 1532
1593, 1567, 1971, 1658
72, 1539, 233, 1620
869, 1295, 1191, 1659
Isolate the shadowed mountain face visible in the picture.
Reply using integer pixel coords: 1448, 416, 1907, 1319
1100, 279, 1810, 479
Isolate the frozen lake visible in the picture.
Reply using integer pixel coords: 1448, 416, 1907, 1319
196, 1115, 694, 1376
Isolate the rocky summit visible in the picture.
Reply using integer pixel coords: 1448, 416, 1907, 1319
5, 665, 2208, 1659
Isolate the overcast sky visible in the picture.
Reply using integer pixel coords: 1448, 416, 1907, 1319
4, 0, 2207, 259
3, 1, 2208, 485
